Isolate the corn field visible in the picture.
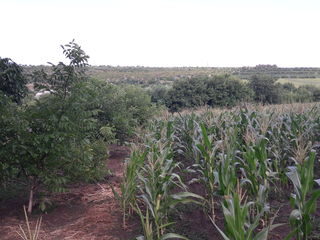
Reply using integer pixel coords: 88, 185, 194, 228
117, 103, 320, 240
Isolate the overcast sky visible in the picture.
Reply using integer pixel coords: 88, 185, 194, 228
1, 0, 320, 67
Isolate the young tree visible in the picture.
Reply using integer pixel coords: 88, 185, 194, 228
0, 41, 108, 214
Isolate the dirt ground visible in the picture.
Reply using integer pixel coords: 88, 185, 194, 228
0, 145, 139, 240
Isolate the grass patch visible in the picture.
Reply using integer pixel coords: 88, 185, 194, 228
277, 78, 320, 87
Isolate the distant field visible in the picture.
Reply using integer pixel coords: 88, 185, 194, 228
277, 78, 320, 87
23, 65, 320, 87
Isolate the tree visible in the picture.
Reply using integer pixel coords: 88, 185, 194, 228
206, 75, 253, 107
249, 74, 280, 104
0, 57, 27, 103
165, 75, 252, 112
166, 77, 208, 112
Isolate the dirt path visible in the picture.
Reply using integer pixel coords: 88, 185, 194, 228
0, 145, 139, 240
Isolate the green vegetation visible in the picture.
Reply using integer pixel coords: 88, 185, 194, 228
285, 151, 320, 240
2, 42, 320, 239
212, 185, 280, 240
165, 75, 252, 112
0, 57, 27, 103
24, 65, 320, 87
119, 103, 320, 239
24, 64, 320, 113
149, 74, 320, 112
0, 41, 155, 214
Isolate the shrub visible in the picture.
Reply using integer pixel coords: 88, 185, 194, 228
166, 75, 252, 112
84, 79, 155, 142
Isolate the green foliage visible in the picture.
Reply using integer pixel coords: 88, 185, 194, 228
240, 138, 275, 196
205, 75, 253, 107
85, 78, 155, 142
119, 103, 320, 239
166, 75, 252, 112
194, 123, 220, 219
124, 86, 155, 124
0, 41, 110, 213
113, 148, 147, 227
119, 122, 203, 239
1, 41, 157, 216
212, 186, 280, 240
285, 151, 320, 240
135, 135, 202, 239
249, 74, 280, 104
0, 93, 22, 185
166, 77, 207, 112
148, 85, 169, 106
0, 57, 27, 103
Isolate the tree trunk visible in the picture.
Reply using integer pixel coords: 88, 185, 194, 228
27, 188, 34, 214
27, 177, 35, 214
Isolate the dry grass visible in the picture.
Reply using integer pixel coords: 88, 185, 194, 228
168, 102, 320, 119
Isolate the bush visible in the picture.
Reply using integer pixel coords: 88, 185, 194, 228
165, 75, 252, 112
205, 75, 253, 107
148, 85, 169, 106
166, 77, 207, 112
249, 74, 280, 104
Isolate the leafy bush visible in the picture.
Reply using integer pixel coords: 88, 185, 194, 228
84, 79, 155, 142
166, 77, 208, 112
205, 75, 253, 107
148, 85, 169, 106
166, 75, 252, 112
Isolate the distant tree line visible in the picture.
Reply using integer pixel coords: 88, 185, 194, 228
232, 64, 320, 79
149, 74, 320, 112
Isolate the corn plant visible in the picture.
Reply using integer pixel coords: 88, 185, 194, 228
113, 147, 148, 227
213, 126, 241, 197
135, 207, 154, 240
239, 137, 275, 196
285, 151, 320, 240
214, 153, 237, 197
211, 185, 281, 240
173, 114, 199, 162
194, 122, 220, 220
135, 205, 188, 240
135, 129, 202, 239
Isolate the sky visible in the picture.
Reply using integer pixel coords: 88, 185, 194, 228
1, 0, 320, 67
